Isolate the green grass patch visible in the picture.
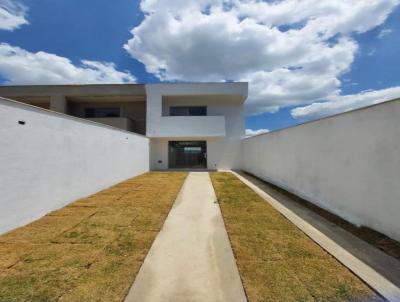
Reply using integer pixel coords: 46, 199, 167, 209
210, 172, 382, 302
0, 172, 187, 302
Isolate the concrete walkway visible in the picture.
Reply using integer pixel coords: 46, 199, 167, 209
125, 172, 247, 302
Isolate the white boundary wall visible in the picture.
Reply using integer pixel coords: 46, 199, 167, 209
0, 98, 149, 234
242, 99, 400, 241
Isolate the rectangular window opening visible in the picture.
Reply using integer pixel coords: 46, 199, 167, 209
85, 107, 120, 118
168, 141, 207, 169
169, 106, 207, 116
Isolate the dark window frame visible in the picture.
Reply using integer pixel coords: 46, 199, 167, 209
168, 141, 207, 169
169, 106, 207, 116
85, 107, 121, 118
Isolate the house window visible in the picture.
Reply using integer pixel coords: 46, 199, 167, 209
85, 107, 120, 118
169, 106, 207, 116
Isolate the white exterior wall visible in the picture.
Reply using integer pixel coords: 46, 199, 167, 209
150, 116, 226, 137
0, 98, 149, 234
146, 83, 246, 170
150, 137, 242, 170
87, 117, 133, 131
145, 83, 247, 137
242, 99, 400, 241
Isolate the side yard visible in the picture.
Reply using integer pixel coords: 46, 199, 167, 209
210, 172, 382, 302
0, 172, 187, 302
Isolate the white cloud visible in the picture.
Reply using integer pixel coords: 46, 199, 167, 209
0, 43, 136, 85
0, 0, 28, 31
125, 0, 399, 115
291, 86, 400, 120
243, 37, 357, 114
378, 28, 393, 38
245, 128, 270, 137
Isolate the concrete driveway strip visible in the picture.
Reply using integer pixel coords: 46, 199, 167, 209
125, 172, 247, 302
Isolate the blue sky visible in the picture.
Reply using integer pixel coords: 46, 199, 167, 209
0, 0, 399, 134
248, 6, 400, 132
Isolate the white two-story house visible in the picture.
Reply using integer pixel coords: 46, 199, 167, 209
0, 82, 248, 170
146, 83, 247, 170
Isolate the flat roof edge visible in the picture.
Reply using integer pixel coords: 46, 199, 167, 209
0, 83, 145, 88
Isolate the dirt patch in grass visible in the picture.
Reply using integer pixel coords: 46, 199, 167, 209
0, 172, 187, 302
210, 172, 382, 302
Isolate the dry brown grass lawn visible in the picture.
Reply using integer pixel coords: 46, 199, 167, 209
246, 173, 400, 260
0, 172, 187, 302
210, 172, 382, 302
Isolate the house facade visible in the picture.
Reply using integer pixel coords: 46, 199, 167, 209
0, 82, 247, 170
2, 83, 400, 246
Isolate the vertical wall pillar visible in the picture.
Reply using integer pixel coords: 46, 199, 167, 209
50, 95, 67, 113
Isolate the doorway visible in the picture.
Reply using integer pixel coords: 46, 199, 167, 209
168, 141, 207, 169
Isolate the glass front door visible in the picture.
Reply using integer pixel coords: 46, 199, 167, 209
168, 141, 207, 169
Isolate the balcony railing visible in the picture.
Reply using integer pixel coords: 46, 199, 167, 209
147, 115, 226, 137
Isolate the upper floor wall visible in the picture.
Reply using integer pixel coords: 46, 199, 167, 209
0, 83, 247, 137
145, 82, 248, 138
69, 100, 146, 134
0, 84, 147, 134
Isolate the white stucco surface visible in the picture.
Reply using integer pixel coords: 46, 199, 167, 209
87, 117, 133, 131
145, 82, 247, 138
152, 116, 226, 137
0, 97, 149, 234
150, 137, 242, 170
242, 99, 400, 241
146, 83, 246, 170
